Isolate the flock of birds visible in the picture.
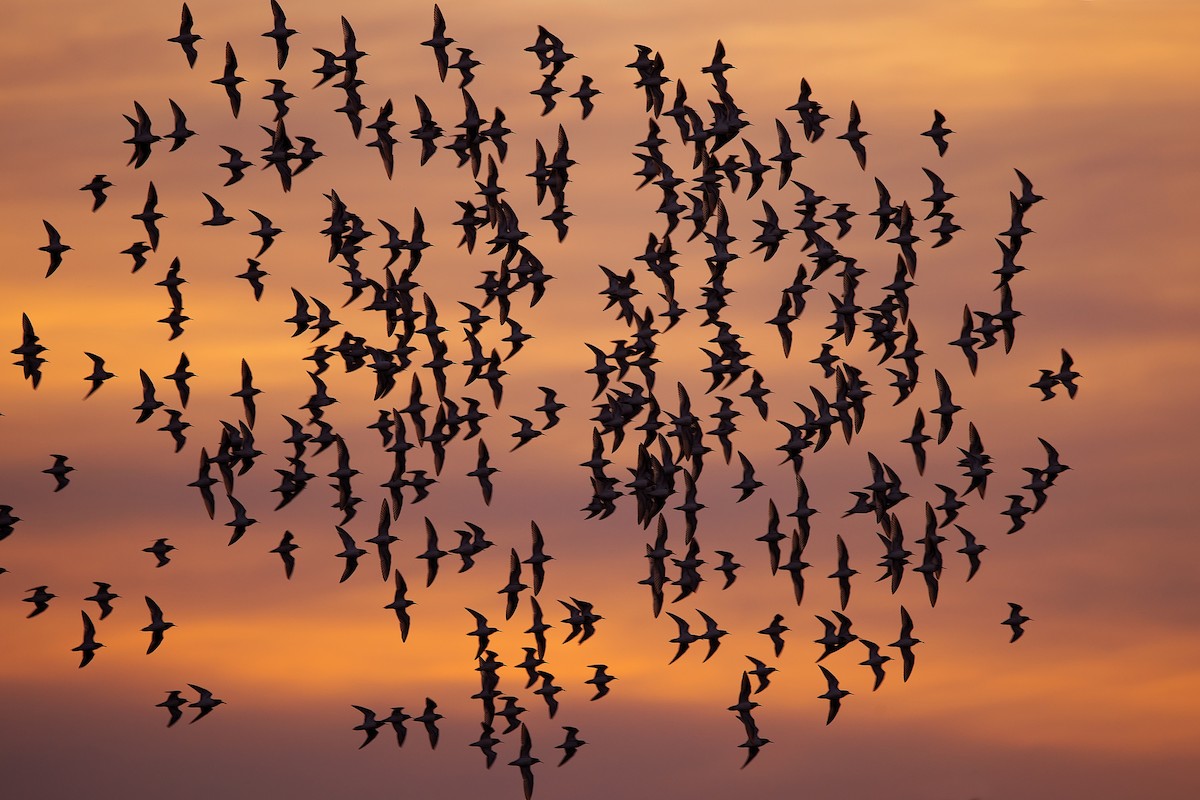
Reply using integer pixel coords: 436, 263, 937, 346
5, 3, 1083, 798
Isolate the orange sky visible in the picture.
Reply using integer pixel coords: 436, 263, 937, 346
2, 1, 1199, 798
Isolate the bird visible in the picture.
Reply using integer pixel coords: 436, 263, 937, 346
521, 521, 553, 596
23, 586, 56, 617
132, 183, 165, 250
379, 707, 411, 748
134, 369, 165, 423
1002, 494, 1033, 534
43, 454, 74, 491
165, 353, 195, 408
837, 101, 869, 169
334, 526, 366, 582
930, 370, 962, 444
218, 145, 252, 185
168, 3, 202, 67
817, 665, 850, 724
1055, 349, 1081, 398
270, 531, 299, 579
414, 698, 442, 748
921, 109, 953, 156
231, 359, 262, 428
236, 260, 268, 300
82, 353, 116, 398
157, 690, 189, 727
202, 192, 235, 226
262, 0, 296, 68
85, 582, 119, 619
854, 641, 889, 692
510, 416, 543, 451
466, 608, 498, 659
696, 609, 729, 662
211, 43, 245, 117
142, 596, 175, 654
39, 221, 71, 277
585, 664, 616, 700
1030, 369, 1059, 401
187, 684, 224, 722
828, 535, 858, 610
744, 656, 777, 694
889, 605, 921, 681
1002, 603, 1031, 642
498, 549, 528, 620
667, 611, 699, 664
556, 726, 587, 766
165, 99, 195, 150
955, 525, 987, 581
779, 530, 811, 606
732, 452, 763, 502
571, 76, 600, 119
759, 613, 788, 657
120, 240, 152, 272
535, 387, 566, 428
0, 506, 19, 542
417, 517, 447, 587
352, 705, 384, 748
1014, 168, 1045, 209
714, 550, 741, 589
123, 101, 160, 169
526, 597, 552, 660
72, 611, 103, 668
384, 569, 415, 641
366, 500, 399, 581
421, 5, 455, 83
79, 174, 113, 211
224, 494, 257, 544
143, 538, 176, 568
470, 722, 501, 767
509, 723, 540, 800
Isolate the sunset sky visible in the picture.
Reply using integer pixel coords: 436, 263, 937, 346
1, 1, 1198, 798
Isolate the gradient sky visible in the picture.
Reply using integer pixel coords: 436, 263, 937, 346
1, 1, 1198, 798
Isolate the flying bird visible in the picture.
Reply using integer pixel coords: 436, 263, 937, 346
556, 726, 587, 766
157, 690, 189, 727
270, 531, 299, 579
570, 76, 600, 119
85, 582, 119, 619
39, 221, 71, 277
43, 454, 74, 491
79, 174, 113, 211
921, 109, 953, 156
858, 639, 892, 691
522, 521, 552, 595
82, 353, 116, 398
168, 3, 202, 67
262, 0, 297, 68
415, 698, 442, 748
23, 586, 56, 617
1003, 603, 1031, 642
889, 605, 921, 681
187, 684, 224, 723
352, 705, 384, 748
384, 569, 415, 641
334, 526, 367, 582
143, 537, 176, 568
585, 664, 616, 700
211, 43, 245, 117
817, 665, 850, 724
837, 100, 869, 169
509, 723, 540, 800
142, 596, 176, 654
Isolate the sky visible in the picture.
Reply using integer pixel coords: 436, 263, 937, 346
1, 0, 1198, 797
